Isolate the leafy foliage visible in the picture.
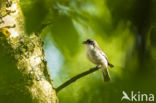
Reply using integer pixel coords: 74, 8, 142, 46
19, 0, 156, 103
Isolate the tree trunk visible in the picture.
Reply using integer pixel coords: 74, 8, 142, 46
0, 0, 57, 103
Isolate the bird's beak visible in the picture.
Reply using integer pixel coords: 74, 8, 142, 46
82, 41, 87, 44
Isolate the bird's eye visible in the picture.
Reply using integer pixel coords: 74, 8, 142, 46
86, 39, 93, 44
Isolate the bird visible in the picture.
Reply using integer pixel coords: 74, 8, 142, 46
83, 39, 114, 82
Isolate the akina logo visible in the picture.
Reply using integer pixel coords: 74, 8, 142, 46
121, 91, 154, 102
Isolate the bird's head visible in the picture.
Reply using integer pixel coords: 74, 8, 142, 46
82, 39, 98, 47
83, 39, 94, 45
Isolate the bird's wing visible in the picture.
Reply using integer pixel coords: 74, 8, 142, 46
95, 46, 108, 61
99, 49, 108, 61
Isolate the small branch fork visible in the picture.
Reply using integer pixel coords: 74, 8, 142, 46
36, 21, 53, 35
56, 66, 100, 93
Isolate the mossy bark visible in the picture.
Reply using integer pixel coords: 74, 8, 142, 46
0, 0, 57, 103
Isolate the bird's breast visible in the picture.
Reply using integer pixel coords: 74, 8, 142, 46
87, 48, 106, 65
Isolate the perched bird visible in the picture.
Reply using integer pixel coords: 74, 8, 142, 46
83, 39, 114, 82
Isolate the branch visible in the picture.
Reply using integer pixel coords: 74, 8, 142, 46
36, 21, 52, 35
56, 66, 100, 93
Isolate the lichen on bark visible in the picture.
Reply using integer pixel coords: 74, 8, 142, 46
0, 0, 57, 103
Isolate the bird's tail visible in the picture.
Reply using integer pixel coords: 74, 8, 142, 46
101, 65, 111, 82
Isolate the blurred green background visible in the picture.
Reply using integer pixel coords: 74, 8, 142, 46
20, 0, 156, 103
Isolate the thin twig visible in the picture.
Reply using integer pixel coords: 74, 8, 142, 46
37, 21, 53, 35
56, 66, 100, 93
